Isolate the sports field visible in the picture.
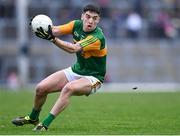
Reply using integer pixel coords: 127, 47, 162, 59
0, 89, 180, 135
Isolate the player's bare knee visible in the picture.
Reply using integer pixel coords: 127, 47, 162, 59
61, 83, 75, 96
35, 83, 47, 96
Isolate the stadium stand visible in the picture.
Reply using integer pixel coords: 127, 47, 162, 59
0, 0, 180, 89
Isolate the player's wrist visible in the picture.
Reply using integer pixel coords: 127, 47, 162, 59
51, 37, 57, 44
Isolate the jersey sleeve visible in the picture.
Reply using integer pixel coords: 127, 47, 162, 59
57, 21, 75, 35
77, 35, 101, 51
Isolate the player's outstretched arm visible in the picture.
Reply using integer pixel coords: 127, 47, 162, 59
51, 26, 63, 36
52, 21, 75, 36
53, 38, 82, 53
35, 25, 81, 53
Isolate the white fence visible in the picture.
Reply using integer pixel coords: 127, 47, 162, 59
100, 83, 180, 92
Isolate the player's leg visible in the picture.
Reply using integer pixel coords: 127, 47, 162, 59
50, 77, 92, 115
12, 70, 69, 126
34, 77, 100, 130
33, 70, 68, 111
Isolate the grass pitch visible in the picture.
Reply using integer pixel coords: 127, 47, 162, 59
0, 89, 180, 135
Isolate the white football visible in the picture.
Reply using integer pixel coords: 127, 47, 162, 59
31, 14, 53, 32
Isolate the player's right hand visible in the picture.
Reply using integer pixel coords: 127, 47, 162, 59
35, 25, 56, 43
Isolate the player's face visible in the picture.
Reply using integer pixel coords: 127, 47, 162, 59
81, 11, 100, 32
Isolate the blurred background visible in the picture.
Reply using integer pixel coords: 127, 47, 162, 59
0, 0, 180, 91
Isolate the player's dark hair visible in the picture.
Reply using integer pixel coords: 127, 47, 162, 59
83, 4, 101, 15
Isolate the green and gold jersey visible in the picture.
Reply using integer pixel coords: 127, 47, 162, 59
57, 20, 107, 82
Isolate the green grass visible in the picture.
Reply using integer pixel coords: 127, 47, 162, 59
0, 89, 180, 135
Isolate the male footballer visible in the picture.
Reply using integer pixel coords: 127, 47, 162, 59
12, 4, 107, 131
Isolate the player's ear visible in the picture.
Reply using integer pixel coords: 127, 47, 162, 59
81, 13, 84, 20
97, 16, 100, 23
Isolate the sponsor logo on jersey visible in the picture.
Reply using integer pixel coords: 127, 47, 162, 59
74, 31, 79, 37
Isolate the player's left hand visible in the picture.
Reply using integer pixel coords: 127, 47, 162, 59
35, 25, 56, 43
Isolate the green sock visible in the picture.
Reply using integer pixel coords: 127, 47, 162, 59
42, 113, 55, 127
29, 108, 41, 120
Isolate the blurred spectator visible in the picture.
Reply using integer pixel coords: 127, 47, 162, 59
7, 71, 20, 90
125, 11, 142, 39
149, 9, 178, 39
133, 0, 144, 15
109, 8, 127, 39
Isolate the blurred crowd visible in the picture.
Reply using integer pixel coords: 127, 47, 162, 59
0, 0, 180, 87
0, 0, 180, 40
